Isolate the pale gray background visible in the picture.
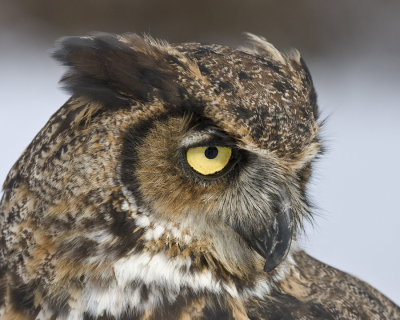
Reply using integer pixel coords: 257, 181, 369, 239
1, 0, 399, 304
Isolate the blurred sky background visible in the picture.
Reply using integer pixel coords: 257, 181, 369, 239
0, 0, 399, 304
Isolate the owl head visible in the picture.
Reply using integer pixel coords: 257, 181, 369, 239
0, 33, 320, 317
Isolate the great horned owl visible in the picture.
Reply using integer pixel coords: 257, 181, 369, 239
0, 33, 399, 320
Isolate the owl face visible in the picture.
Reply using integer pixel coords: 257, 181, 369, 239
0, 33, 320, 317
121, 113, 297, 273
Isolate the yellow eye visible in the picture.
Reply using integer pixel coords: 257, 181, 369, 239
186, 146, 232, 176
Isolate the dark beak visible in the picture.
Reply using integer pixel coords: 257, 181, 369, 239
258, 202, 293, 272
239, 193, 294, 272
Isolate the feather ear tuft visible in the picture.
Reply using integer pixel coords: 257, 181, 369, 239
243, 33, 286, 65
53, 32, 181, 107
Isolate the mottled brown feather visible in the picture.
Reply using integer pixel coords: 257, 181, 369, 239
0, 33, 398, 320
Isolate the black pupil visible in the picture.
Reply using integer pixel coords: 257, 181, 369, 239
204, 147, 218, 159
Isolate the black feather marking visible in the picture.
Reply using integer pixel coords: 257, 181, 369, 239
238, 71, 251, 81
299, 57, 319, 120
248, 291, 336, 320
8, 275, 40, 313
0, 265, 7, 308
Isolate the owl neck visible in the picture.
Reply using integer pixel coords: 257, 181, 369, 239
75, 241, 296, 319
31, 213, 296, 319
77, 213, 295, 317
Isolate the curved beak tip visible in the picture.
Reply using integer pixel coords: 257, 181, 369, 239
262, 205, 294, 272
233, 193, 295, 273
